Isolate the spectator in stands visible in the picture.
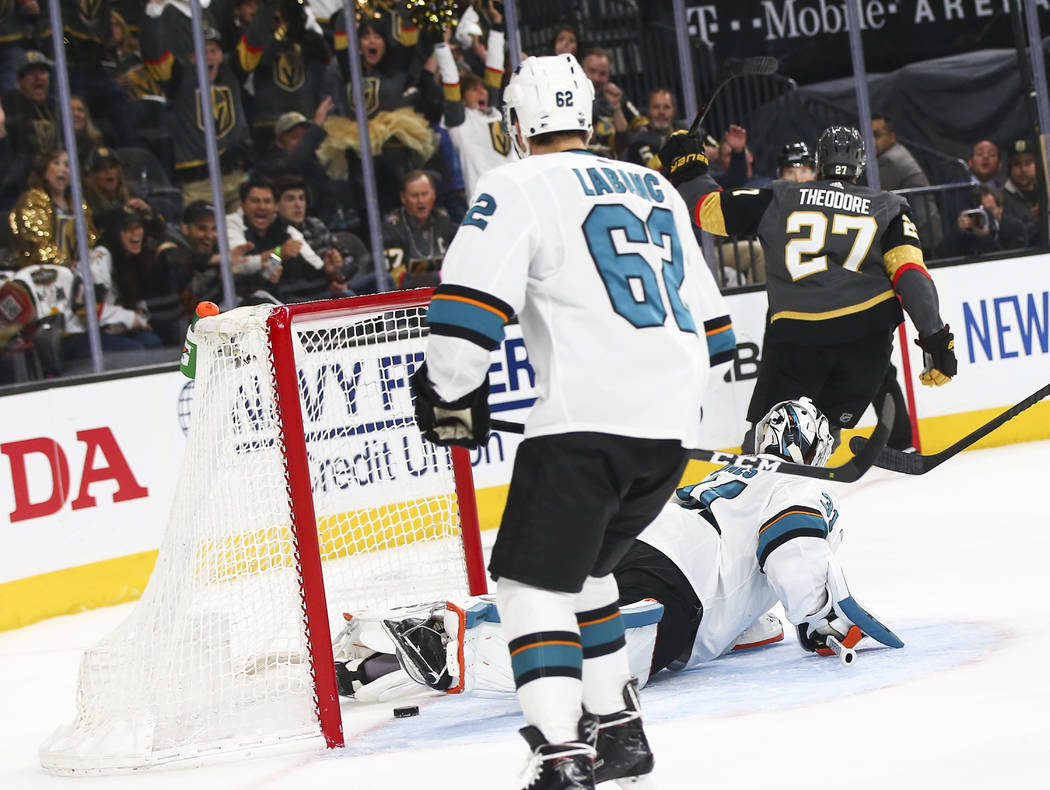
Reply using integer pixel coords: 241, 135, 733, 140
70, 96, 106, 162
381, 170, 455, 289
0, 0, 44, 93
104, 10, 160, 100
323, 13, 441, 212
937, 185, 1028, 258
272, 173, 337, 301
776, 141, 816, 182
60, 0, 141, 148
235, 0, 331, 155
625, 87, 686, 168
82, 147, 166, 242
433, 18, 512, 200
226, 174, 323, 302
141, 12, 252, 209
8, 148, 98, 268
1002, 138, 1039, 242
155, 200, 250, 316
548, 24, 580, 57
255, 102, 341, 225
582, 47, 644, 158
87, 207, 173, 347
871, 113, 942, 253
713, 124, 767, 189
219, 0, 261, 53
968, 140, 1003, 187
323, 227, 375, 297
2, 51, 57, 206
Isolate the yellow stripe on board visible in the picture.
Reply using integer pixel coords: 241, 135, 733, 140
0, 550, 157, 632
193, 495, 465, 582
4, 401, 1047, 632
917, 399, 1050, 453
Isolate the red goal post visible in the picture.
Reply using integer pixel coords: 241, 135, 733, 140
40, 290, 487, 773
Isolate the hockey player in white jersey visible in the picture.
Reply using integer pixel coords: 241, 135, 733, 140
339, 399, 903, 703
411, 54, 734, 790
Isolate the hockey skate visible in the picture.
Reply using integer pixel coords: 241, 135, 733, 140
519, 716, 598, 790
592, 680, 655, 786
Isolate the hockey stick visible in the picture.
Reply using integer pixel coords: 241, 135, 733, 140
687, 56, 780, 137
848, 381, 1050, 475
489, 396, 894, 484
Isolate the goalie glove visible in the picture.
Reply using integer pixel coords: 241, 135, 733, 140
382, 606, 454, 692
659, 130, 710, 187
796, 556, 904, 656
915, 324, 957, 387
380, 597, 509, 695
411, 363, 491, 449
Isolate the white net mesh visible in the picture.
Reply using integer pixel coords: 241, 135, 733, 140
40, 300, 475, 773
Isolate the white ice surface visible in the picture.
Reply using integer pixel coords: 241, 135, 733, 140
2, 440, 1048, 789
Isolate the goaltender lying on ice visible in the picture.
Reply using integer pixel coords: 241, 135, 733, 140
333, 398, 904, 702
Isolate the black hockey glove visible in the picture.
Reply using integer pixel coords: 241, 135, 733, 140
411, 363, 491, 449
915, 324, 957, 387
659, 130, 710, 187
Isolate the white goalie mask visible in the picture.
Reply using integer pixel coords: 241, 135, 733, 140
502, 54, 594, 158
756, 397, 834, 467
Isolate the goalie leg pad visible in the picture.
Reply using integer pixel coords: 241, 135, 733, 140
730, 611, 785, 653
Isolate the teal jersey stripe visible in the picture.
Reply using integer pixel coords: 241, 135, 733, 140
706, 325, 736, 363
427, 297, 507, 346
757, 511, 828, 559
511, 642, 583, 679
579, 613, 625, 650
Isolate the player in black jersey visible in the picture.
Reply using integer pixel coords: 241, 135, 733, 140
661, 126, 957, 446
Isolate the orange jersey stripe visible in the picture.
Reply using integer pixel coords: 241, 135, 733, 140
759, 509, 817, 535
510, 640, 580, 657
432, 293, 511, 322
577, 611, 619, 628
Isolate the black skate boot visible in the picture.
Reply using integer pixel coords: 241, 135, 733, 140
593, 680, 654, 785
518, 716, 598, 790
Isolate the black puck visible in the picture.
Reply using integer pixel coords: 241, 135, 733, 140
393, 705, 420, 718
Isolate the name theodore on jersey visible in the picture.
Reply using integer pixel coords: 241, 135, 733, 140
798, 187, 871, 214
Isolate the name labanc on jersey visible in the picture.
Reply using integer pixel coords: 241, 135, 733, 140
438, 152, 729, 443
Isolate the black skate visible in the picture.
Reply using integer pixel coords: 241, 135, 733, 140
593, 680, 654, 785
519, 716, 598, 790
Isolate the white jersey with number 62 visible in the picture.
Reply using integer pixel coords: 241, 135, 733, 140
426, 149, 734, 445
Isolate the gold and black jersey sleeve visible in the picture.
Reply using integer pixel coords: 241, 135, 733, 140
880, 210, 944, 338
696, 188, 772, 237
880, 211, 927, 286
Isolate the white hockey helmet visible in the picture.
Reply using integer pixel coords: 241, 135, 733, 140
756, 397, 834, 467
502, 54, 594, 157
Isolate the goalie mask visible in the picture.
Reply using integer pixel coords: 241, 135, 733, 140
756, 397, 834, 467
502, 54, 594, 158
816, 125, 866, 180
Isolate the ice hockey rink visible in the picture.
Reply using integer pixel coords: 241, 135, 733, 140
2, 438, 1047, 790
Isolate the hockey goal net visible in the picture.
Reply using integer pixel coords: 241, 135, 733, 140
40, 291, 487, 774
